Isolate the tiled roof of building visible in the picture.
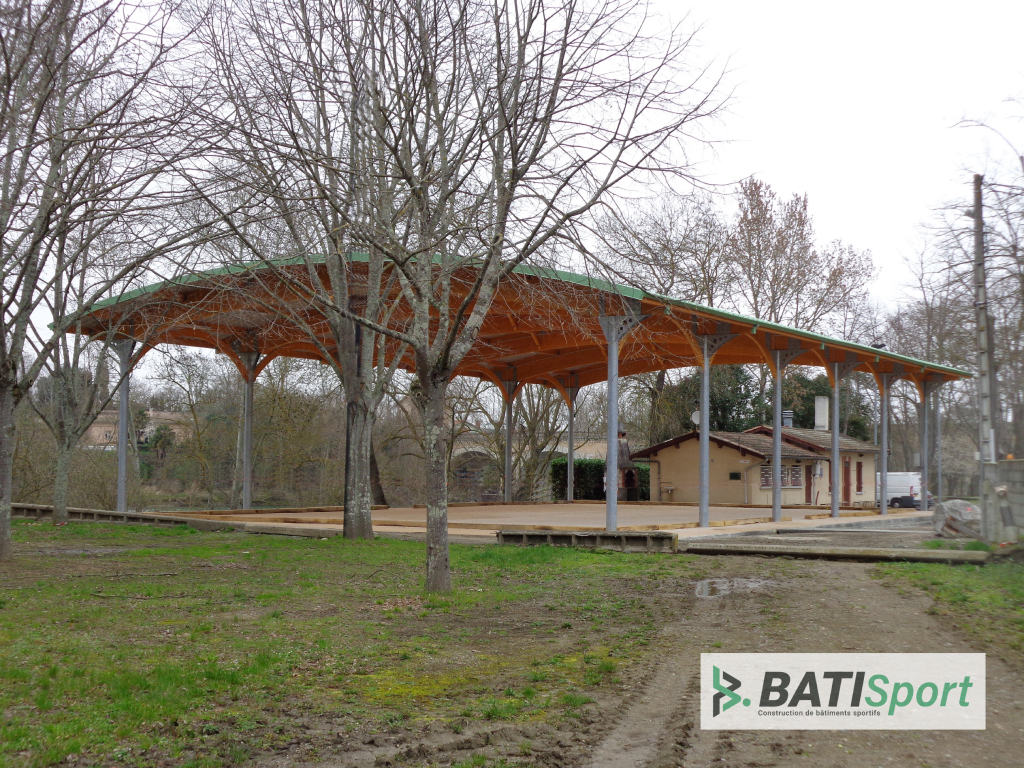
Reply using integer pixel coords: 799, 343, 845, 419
744, 426, 880, 454
631, 430, 820, 461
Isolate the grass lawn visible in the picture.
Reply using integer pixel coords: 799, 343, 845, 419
876, 557, 1024, 664
0, 520, 716, 768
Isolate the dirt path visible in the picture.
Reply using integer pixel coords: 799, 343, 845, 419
578, 558, 1024, 768
243, 553, 1023, 768
582, 630, 691, 768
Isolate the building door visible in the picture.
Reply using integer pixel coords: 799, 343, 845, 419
843, 458, 852, 504
805, 465, 813, 504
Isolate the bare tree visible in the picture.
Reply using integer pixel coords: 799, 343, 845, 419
593, 192, 731, 438
0, 0, 207, 560
596, 192, 733, 305
729, 178, 875, 331
726, 178, 876, 421
28, 211, 173, 522
194, 0, 407, 539
185, 0, 721, 587
150, 348, 223, 504
327, 0, 723, 591
27, 328, 138, 523
473, 383, 568, 501
920, 146, 1024, 468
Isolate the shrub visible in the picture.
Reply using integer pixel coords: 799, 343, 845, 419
549, 458, 650, 501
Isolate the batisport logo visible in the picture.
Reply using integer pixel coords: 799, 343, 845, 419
701, 654, 985, 730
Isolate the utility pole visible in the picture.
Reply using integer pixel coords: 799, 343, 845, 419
970, 174, 1005, 541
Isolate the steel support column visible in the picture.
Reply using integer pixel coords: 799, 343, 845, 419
599, 304, 646, 532
114, 340, 134, 513
694, 326, 736, 527
565, 385, 580, 502
921, 378, 941, 513
502, 377, 517, 503
772, 351, 784, 523
831, 364, 842, 519
699, 338, 711, 528
606, 337, 620, 530
239, 352, 260, 510
920, 386, 930, 513
879, 373, 894, 515
936, 388, 943, 504
504, 398, 514, 502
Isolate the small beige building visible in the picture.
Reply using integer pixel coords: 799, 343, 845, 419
632, 426, 879, 507
83, 409, 192, 449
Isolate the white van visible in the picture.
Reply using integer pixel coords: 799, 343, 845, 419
876, 471, 931, 508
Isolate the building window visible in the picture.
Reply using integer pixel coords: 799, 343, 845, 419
761, 466, 806, 488
856, 461, 864, 493
729, 472, 741, 481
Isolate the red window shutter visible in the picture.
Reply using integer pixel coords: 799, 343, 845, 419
856, 462, 863, 493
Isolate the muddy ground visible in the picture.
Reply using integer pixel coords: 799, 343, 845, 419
268, 539, 1024, 768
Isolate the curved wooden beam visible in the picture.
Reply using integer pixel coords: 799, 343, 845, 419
252, 341, 329, 378
664, 311, 702, 361
805, 347, 836, 386
542, 375, 573, 408
468, 367, 504, 391
742, 332, 777, 375
171, 328, 247, 375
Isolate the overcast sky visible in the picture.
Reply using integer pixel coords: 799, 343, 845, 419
665, 0, 1024, 305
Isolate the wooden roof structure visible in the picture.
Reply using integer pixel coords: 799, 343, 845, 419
80, 254, 971, 399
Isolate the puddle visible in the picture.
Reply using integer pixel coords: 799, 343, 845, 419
694, 577, 774, 598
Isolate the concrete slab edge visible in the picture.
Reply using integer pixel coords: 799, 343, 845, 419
680, 542, 989, 564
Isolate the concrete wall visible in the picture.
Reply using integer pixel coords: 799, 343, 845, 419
650, 439, 799, 505
654, 439, 751, 504
650, 440, 877, 507
997, 460, 1024, 527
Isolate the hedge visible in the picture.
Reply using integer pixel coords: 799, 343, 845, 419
549, 458, 649, 501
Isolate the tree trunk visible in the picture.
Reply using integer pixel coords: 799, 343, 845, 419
648, 369, 667, 444
343, 399, 374, 539
52, 444, 73, 524
756, 364, 770, 425
0, 384, 15, 561
420, 383, 451, 592
370, 439, 388, 507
